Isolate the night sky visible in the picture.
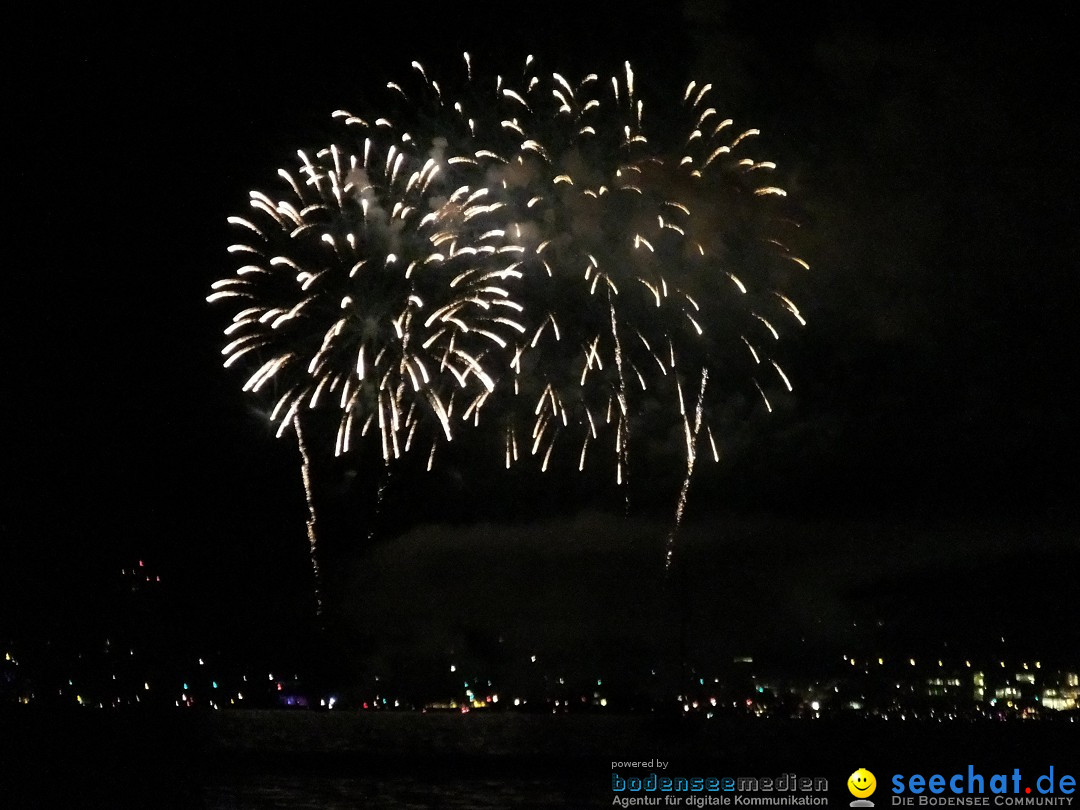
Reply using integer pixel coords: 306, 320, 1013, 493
5, 3, 1078, 675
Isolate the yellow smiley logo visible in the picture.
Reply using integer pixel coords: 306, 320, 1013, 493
848, 768, 877, 798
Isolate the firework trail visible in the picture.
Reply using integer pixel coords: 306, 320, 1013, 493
293, 415, 322, 614
665, 368, 708, 570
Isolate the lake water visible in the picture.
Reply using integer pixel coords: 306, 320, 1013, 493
4, 709, 1077, 808
204, 772, 599, 808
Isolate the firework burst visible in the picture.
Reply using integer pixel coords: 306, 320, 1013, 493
208, 61, 531, 608
454, 58, 809, 550
209, 129, 523, 462
210, 53, 809, 590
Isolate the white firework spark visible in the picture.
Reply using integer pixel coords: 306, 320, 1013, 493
210, 53, 810, 585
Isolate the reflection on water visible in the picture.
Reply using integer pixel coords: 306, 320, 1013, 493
9, 709, 1077, 809
204, 773, 601, 809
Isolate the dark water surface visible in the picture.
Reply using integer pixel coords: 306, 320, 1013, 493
3, 709, 1076, 808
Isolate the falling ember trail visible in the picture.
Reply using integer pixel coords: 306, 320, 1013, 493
664, 368, 707, 572
293, 415, 323, 616
609, 295, 630, 511
368, 464, 390, 545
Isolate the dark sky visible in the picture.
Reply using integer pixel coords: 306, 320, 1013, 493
4, 2, 1078, 668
